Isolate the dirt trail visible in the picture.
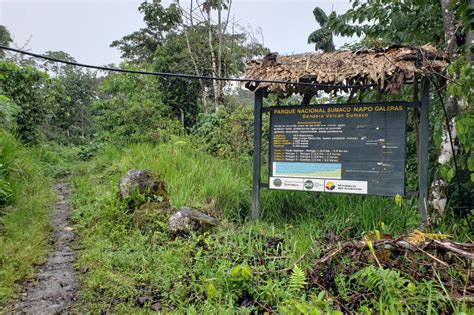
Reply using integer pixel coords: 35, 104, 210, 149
9, 181, 78, 314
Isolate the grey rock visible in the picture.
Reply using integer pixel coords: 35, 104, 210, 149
168, 207, 219, 236
118, 169, 167, 200
137, 296, 150, 306
151, 302, 162, 311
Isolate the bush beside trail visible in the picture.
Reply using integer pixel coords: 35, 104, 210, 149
0, 130, 55, 306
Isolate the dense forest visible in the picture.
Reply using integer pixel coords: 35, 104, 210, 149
0, 0, 472, 313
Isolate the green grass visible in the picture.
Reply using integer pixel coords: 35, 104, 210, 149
0, 130, 55, 306
72, 142, 252, 220
69, 140, 471, 313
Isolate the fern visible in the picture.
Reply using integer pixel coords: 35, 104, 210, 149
0, 95, 20, 128
351, 266, 408, 311
350, 266, 450, 312
289, 264, 307, 292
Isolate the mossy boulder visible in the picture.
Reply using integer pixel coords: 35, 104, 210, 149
168, 207, 219, 236
118, 170, 168, 208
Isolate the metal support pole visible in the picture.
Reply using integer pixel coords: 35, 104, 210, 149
252, 89, 264, 221
418, 78, 430, 223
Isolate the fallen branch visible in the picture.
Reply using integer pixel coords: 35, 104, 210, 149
432, 239, 474, 259
314, 238, 474, 265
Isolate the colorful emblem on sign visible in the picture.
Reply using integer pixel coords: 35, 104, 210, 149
325, 181, 336, 191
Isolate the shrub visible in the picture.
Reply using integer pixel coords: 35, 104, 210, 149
0, 61, 50, 143
192, 106, 268, 159
0, 129, 54, 304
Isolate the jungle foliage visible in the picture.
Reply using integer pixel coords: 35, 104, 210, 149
323, 0, 474, 217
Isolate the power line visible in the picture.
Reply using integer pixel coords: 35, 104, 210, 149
0, 45, 375, 89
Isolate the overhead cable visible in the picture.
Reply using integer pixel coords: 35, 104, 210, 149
0, 45, 375, 89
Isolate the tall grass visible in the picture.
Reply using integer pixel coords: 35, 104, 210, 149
74, 142, 252, 220
0, 130, 55, 306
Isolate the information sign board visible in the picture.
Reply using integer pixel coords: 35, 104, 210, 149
269, 103, 407, 196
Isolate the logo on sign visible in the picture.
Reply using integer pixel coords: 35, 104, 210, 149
325, 181, 336, 191
273, 178, 283, 187
304, 180, 314, 189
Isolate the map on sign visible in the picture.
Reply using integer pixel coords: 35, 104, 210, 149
273, 162, 341, 178
268, 103, 407, 196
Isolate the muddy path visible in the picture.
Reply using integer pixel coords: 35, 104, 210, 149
9, 181, 78, 314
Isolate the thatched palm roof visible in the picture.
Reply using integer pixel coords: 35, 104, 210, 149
243, 45, 448, 96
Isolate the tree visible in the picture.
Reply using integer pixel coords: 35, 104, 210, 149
41, 50, 77, 75
112, 0, 268, 114
325, 0, 473, 221
0, 26, 18, 126
429, 0, 473, 219
29, 50, 99, 144
0, 25, 13, 59
0, 61, 50, 143
48, 68, 98, 143
307, 7, 335, 52
110, 0, 181, 64
326, 0, 444, 47
153, 31, 203, 126
92, 70, 182, 144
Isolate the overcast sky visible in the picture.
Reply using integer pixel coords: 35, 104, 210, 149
0, 0, 356, 65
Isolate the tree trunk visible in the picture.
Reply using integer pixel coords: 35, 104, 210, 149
441, 0, 458, 59
440, 0, 459, 116
179, 108, 185, 127
217, 0, 223, 104
462, 7, 474, 110
207, 6, 219, 111
429, 0, 460, 220
178, 0, 208, 113
467, 19, 474, 63
183, 28, 208, 112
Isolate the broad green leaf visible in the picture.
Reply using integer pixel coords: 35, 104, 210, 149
394, 194, 404, 207
468, 156, 474, 172
374, 230, 381, 240
240, 265, 252, 281
230, 265, 241, 278
205, 282, 218, 299
407, 282, 416, 295
366, 240, 375, 256
317, 290, 325, 300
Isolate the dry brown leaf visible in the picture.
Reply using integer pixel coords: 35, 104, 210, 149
405, 229, 451, 245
